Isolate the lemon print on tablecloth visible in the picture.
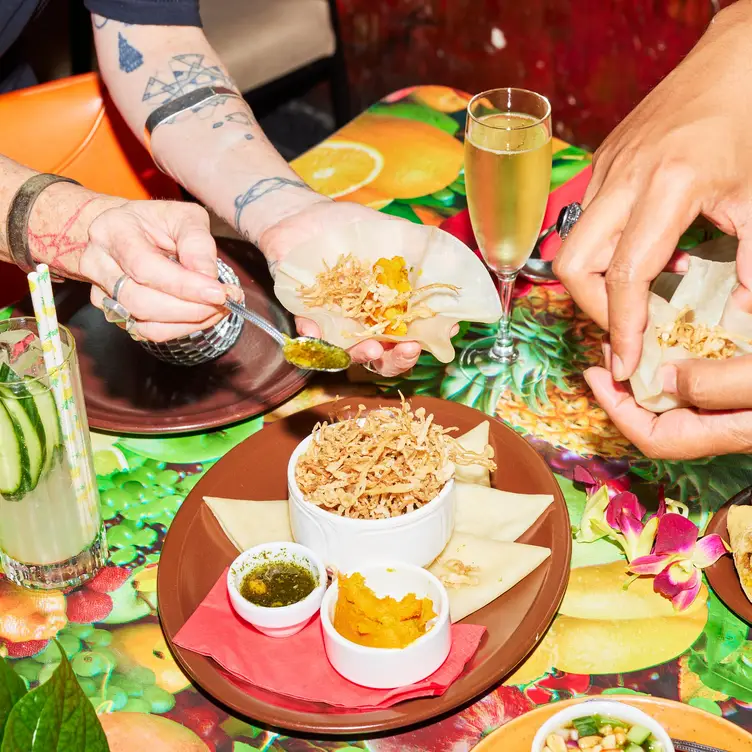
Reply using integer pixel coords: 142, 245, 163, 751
292, 140, 384, 199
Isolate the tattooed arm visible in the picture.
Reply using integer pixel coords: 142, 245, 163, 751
0, 153, 230, 341
91, 18, 328, 267
0, 154, 123, 278
91, 13, 424, 376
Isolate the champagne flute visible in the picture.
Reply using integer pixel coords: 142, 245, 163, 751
458, 88, 552, 378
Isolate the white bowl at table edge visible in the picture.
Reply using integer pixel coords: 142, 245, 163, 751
319, 563, 451, 689
226, 542, 327, 638
287, 432, 455, 571
531, 699, 674, 752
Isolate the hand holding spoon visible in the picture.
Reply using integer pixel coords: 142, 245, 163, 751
224, 298, 352, 372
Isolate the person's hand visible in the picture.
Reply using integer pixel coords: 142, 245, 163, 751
259, 199, 432, 377
553, 1, 752, 382
584, 355, 752, 459
83, 200, 234, 342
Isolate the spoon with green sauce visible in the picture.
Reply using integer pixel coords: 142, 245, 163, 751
224, 298, 352, 372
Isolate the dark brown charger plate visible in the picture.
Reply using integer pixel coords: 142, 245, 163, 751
13, 238, 309, 435
705, 485, 752, 625
158, 396, 572, 735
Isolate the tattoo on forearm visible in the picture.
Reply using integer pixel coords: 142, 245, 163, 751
233, 178, 309, 233
28, 199, 97, 274
212, 111, 255, 139
118, 33, 143, 73
142, 54, 234, 105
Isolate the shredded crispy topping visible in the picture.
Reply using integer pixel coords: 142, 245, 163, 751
656, 306, 737, 359
298, 254, 459, 337
295, 397, 495, 520
437, 559, 480, 589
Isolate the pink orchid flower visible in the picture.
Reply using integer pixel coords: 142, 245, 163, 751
573, 466, 630, 499
605, 491, 658, 562
629, 513, 729, 610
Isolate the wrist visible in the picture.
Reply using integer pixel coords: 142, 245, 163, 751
245, 188, 331, 262
28, 183, 127, 280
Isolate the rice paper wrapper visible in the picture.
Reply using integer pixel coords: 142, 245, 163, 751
274, 220, 502, 363
631, 256, 752, 413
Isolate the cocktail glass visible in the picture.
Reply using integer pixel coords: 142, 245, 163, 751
0, 317, 107, 589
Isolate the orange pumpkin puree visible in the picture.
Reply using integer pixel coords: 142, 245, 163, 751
333, 572, 436, 648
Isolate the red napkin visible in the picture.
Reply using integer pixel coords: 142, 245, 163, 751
174, 569, 486, 710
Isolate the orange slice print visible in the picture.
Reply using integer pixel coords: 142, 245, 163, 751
292, 140, 384, 199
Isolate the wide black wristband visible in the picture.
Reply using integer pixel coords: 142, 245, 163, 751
6, 173, 81, 281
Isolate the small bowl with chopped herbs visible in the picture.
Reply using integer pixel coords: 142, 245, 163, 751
227, 542, 327, 638
531, 699, 674, 752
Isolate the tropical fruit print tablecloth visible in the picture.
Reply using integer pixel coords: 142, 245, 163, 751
1, 85, 751, 752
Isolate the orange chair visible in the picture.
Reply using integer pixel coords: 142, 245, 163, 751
0, 73, 181, 307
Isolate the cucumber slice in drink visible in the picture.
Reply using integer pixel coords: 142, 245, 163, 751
0, 363, 46, 490
25, 376, 61, 475
0, 399, 26, 498
0, 387, 44, 491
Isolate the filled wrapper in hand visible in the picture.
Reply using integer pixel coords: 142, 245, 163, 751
273, 220, 501, 363
631, 257, 752, 413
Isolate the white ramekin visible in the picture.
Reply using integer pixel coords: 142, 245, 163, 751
227, 542, 327, 638
320, 563, 451, 688
531, 699, 675, 752
287, 432, 455, 570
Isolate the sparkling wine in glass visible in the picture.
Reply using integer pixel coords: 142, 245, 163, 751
459, 88, 552, 378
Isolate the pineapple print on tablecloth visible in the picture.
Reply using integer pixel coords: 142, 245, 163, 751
379, 284, 633, 461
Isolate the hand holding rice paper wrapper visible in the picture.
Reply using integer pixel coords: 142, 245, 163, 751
274, 220, 502, 364
583, 253, 752, 459
630, 257, 752, 413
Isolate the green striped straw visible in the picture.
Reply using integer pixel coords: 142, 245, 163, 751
27, 264, 93, 506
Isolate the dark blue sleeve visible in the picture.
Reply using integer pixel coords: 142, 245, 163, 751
84, 0, 201, 27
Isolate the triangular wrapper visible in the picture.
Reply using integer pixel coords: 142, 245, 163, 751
428, 533, 551, 623
453, 421, 491, 486
204, 497, 292, 551
728, 505, 752, 605
630, 257, 752, 413
454, 482, 553, 542
273, 220, 502, 363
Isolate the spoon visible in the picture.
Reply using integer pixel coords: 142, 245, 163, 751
223, 298, 352, 372
520, 202, 583, 284
671, 739, 730, 752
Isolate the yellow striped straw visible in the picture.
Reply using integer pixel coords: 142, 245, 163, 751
27, 264, 94, 507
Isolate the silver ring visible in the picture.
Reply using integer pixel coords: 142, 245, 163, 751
112, 274, 129, 303
102, 297, 131, 324
362, 361, 379, 374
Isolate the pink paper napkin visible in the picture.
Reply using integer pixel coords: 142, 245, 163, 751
174, 570, 486, 710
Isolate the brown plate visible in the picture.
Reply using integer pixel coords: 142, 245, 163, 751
705, 485, 752, 625
158, 396, 572, 735
473, 695, 752, 751
14, 239, 310, 435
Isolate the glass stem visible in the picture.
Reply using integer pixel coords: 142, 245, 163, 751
491, 271, 518, 362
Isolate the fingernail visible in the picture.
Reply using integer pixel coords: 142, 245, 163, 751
662, 365, 678, 394
583, 368, 594, 389
611, 354, 627, 381
203, 286, 226, 305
